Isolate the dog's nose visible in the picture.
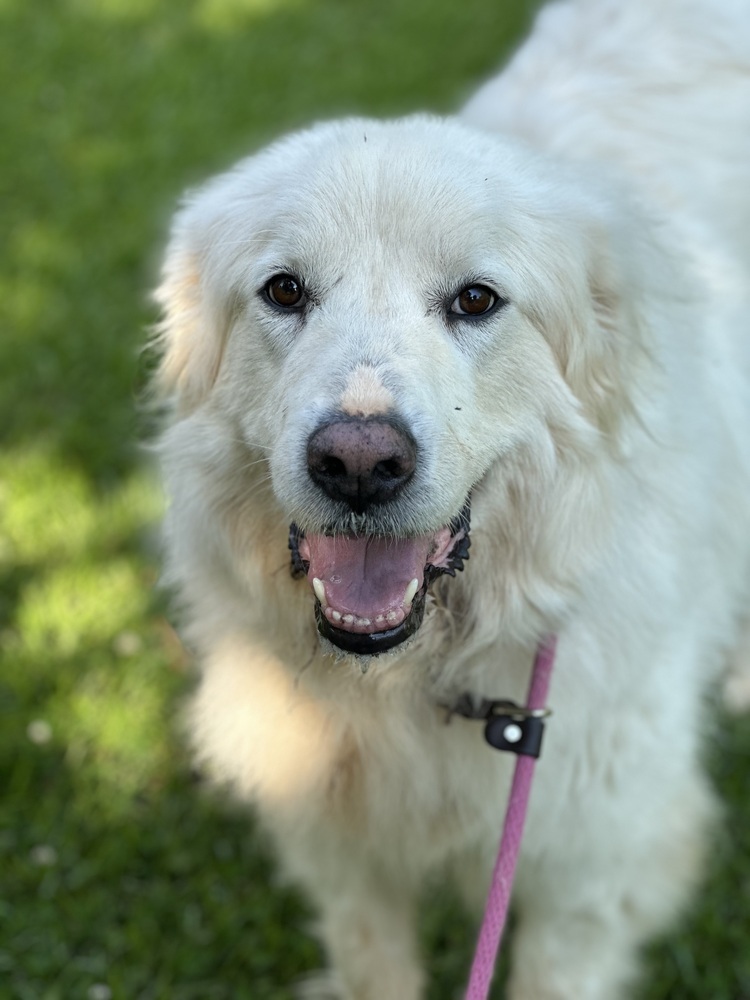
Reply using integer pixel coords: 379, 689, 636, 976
307, 417, 417, 512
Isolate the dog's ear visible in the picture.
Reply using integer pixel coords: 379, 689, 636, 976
542, 198, 656, 441
151, 202, 230, 414
578, 222, 646, 438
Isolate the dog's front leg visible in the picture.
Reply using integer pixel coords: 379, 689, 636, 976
282, 837, 425, 1000
504, 755, 716, 1000
317, 878, 424, 1000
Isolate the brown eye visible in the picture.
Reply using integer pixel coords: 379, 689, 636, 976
450, 285, 497, 317
265, 273, 306, 309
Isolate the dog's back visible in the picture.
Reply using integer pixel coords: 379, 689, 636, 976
465, 0, 750, 271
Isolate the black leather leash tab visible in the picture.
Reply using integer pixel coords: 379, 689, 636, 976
484, 711, 546, 758
444, 696, 550, 759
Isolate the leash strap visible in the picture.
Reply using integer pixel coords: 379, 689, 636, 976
464, 635, 557, 1000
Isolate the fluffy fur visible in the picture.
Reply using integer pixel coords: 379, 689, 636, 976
153, 1, 750, 996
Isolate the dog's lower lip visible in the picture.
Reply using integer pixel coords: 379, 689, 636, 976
314, 598, 425, 654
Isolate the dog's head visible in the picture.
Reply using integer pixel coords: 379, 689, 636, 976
155, 116, 650, 657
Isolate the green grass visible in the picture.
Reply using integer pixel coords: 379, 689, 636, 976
1, 0, 748, 997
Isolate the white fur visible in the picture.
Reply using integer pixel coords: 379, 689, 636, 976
153, 1, 750, 996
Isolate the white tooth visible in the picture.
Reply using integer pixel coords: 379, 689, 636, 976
358, 618, 371, 627
331, 610, 342, 622
343, 614, 355, 624
386, 610, 398, 622
375, 615, 385, 623
312, 578, 326, 605
403, 578, 419, 605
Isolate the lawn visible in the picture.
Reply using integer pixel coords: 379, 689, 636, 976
1, 0, 748, 997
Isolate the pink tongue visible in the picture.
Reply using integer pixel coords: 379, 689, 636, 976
300, 534, 435, 618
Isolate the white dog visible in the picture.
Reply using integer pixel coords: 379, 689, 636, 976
153, 0, 750, 996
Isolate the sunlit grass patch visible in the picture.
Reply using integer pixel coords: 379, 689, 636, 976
65, 647, 181, 803
18, 559, 146, 659
194, 0, 306, 33
0, 447, 162, 567
1, 450, 99, 567
0, 434, 178, 811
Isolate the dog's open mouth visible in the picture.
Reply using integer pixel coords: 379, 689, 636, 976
289, 504, 471, 655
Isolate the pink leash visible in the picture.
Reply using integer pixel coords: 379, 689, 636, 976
464, 635, 557, 1000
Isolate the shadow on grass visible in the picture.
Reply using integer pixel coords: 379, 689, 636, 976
1, 745, 322, 999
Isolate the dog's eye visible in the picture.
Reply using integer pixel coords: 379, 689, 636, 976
264, 274, 306, 309
450, 285, 497, 317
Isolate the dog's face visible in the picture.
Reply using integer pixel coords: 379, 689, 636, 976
157, 117, 640, 656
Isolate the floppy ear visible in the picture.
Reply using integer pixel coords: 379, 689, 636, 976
152, 204, 230, 414
544, 200, 655, 441
578, 228, 646, 438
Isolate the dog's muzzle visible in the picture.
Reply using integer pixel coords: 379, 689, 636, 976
289, 504, 471, 656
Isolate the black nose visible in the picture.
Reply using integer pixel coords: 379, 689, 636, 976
307, 417, 417, 513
